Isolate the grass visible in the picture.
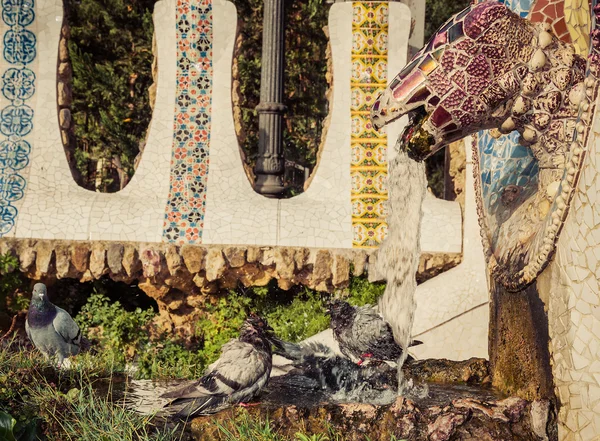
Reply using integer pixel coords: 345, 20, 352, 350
27, 382, 184, 441
0, 343, 186, 440
0, 345, 406, 441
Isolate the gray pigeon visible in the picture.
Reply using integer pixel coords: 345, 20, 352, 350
161, 313, 274, 418
327, 300, 421, 364
25, 283, 87, 367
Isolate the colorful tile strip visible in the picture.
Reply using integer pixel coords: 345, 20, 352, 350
162, 0, 213, 244
0, 0, 36, 237
351, 1, 389, 248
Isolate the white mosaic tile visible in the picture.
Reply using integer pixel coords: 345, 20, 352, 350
4, 0, 463, 255
541, 93, 600, 441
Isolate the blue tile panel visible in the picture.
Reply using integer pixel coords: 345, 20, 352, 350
0, 0, 36, 237
162, 0, 212, 244
477, 0, 536, 226
499, 0, 534, 18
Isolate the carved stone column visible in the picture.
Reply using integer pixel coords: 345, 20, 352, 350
253, 0, 286, 197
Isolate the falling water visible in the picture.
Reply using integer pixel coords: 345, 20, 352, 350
376, 140, 427, 396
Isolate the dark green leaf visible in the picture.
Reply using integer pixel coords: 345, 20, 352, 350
0, 411, 16, 441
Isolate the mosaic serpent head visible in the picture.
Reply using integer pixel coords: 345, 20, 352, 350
371, 0, 599, 290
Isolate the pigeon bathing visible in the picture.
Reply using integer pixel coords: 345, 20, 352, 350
161, 313, 274, 418
25, 283, 88, 368
269, 336, 399, 404
326, 300, 422, 364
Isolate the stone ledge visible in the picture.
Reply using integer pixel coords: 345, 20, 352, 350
0, 238, 461, 337
0, 238, 460, 291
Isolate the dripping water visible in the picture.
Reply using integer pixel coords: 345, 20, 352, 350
376, 139, 428, 396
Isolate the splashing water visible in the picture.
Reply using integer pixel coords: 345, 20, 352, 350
376, 142, 427, 396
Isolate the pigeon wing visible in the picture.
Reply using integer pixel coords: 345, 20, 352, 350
52, 306, 82, 347
352, 306, 401, 359
162, 340, 270, 417
25, 318, 31, 341
163, 340, 268, 400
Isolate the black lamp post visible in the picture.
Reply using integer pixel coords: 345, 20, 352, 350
253, 0, 287, 197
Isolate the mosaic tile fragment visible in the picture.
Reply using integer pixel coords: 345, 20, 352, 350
0, 0, 36, 237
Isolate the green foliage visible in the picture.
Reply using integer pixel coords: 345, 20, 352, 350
196, 290, 256, 365
68, 0, 157, 191
196, 276, 389, 365
0, 253, 27, 315
76, 292, 154, 368
76, 292, 205, 379
136, 339, 205, 380
424, 0, 471, 40
265, 290, 329, 343
0, 411, 38, 441
346, 277, 386, 307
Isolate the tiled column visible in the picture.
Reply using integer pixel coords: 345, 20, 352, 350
162, 0, 214, 244
351, 1, 390, 248
0, 0, 37, 237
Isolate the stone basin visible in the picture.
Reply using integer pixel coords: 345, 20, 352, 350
183, 359, 555, 440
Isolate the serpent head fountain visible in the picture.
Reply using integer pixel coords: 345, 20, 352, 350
371, 0, 596, 291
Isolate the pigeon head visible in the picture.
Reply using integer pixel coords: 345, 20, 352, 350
325, 300, 355, 328
31, 283, 49, 305
242, 313, 274, 337
325, 300, 353, 317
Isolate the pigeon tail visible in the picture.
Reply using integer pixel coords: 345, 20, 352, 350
270, 337, 335, 363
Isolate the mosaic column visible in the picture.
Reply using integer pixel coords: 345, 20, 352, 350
0, 0, 37, 238
253, 0, 286, 197
162, 0, 213, 244
351, 1, 389, 248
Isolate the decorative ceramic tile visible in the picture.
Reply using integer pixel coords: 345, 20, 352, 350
563, 0, 592, 54
351, 1, 389, 248
0, 0, 36, 237
162, 0, 213, 244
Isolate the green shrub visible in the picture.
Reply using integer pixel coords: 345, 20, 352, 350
196, 291, 255, 365
136, 339, 205, 380
72, 276, 388, 377
76, 292, 207, 379
346, 277, 386, 307
76, 292, 154, 369
0, 253, 28, 315
265, 289, 329, 343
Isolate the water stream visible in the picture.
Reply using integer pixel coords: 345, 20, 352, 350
375, 141, 428, 395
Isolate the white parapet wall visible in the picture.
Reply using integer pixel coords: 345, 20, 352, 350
1, 0, 463, 256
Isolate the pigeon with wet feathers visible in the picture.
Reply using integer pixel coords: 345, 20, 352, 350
26, 283, 88, 367
161, 313, 274, 418
327, 300, 421, 364
269, 336, 398, 402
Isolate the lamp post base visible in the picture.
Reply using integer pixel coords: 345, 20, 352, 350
254, 174, 285, 198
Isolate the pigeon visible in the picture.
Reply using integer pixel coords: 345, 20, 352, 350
161, 313, 274, 418
25, 283, 87, 367
326, 300, 422, 364
269, 336, 398, 402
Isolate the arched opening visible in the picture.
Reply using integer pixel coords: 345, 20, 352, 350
61, 0, 158, 192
